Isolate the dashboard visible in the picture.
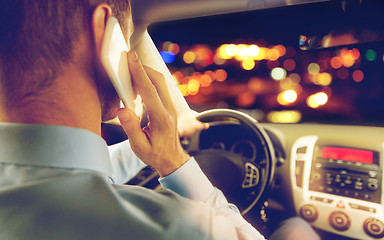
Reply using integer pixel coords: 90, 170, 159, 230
125, 113, 384, 240
262, 123, 384, 240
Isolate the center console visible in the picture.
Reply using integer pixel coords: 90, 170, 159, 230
291, 136, 384, 239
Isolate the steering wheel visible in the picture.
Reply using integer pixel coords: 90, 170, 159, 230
184, 109, 276, 214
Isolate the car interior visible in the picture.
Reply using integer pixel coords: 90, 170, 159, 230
102, 0, 384, 239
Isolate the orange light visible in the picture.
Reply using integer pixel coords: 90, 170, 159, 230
331, 57, 343, 69
273, 45, 286, 57
236, 92, 256, 107
215, 69, 227, 82
169, 43, 180, 55
342, 54, 355, 68
172, 71, 184, 83
200, 74, 213, 87
267, 49, 280, 61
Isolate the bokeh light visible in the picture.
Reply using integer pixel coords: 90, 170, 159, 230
271, 67, 287, 81
237, 92, 256, 107
331, 57, 343, 69
160, 51, 176, 63
187, 79, 200, 95
215, 69, 227, 82
274, 45, 286, 57
241, 59, 255, 70
307, 92, 328, 108
308, 63, 320, 75
267, 49, 280, 61
267, 110, 302, 123
183, 51, 196, 64
352, 70, 364, 82
366, 49, 377, 61
277, 90, 297, 105
168, 43, 180, 55
225, 44, 238, 58
248, 45, 260, 57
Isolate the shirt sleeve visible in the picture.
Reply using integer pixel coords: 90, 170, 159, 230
159, 157, 266, 240
108, 140, 147, 184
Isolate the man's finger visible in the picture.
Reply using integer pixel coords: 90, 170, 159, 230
127, 50, 166, 120
143, 66, 177, 117
117, 107, 150, 156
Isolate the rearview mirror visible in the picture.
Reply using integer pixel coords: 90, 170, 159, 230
299, 0, 384, 50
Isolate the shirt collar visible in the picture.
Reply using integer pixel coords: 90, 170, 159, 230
0, 123, 112, 176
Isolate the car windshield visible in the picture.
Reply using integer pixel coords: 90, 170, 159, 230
148, 0, 384, 126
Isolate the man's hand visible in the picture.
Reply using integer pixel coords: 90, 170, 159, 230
178, 110, 209, 137
117, 50, 190, 177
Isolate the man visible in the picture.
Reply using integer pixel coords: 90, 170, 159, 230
0, 1, 322, 239
0, 1, 266, 239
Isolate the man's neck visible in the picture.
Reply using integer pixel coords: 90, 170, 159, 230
1, 65, 103, 136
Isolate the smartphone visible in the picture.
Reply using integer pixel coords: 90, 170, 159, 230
101, 17, 135, 111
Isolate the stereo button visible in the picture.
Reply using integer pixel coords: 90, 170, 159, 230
329, 211, 351, 231
364, 218, 384, 239
300, 204, 318, 223
367, 180, 379, 191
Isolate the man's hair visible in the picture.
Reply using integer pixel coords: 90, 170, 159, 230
0, 0, 130, 107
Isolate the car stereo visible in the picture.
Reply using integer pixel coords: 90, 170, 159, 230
291, 136, 384, 240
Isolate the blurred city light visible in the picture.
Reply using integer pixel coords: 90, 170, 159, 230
225, 44, 238, 58
160, 51, 176, 63
267, 110, 302, 123
308, 63, 320, 75
277, 90, 297, 105
267, 49, 280, 61
331, 56, 343, 69
168, 43, 180, 55
366, 49, 377, 61
241, 59, 255, 70
215, 69, 227, 82
183, 51, 196, 64
187, 79, 200, 95
271, 67, 287, 80
248, 45, 260, 57
214, 55, 226, 65
237, 92, 256, 107
274, 45, 286, 57
307, 92, 328, 108
352, 70, 364, 82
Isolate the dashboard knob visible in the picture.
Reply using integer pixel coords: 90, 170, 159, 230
300, 204, 318, 222
364, 218, 384, 239
329, 211, 351, 231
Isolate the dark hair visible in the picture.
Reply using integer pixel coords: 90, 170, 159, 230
0, 0, 130, 107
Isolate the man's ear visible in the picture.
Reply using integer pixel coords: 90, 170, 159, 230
92, 4, 112, 61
